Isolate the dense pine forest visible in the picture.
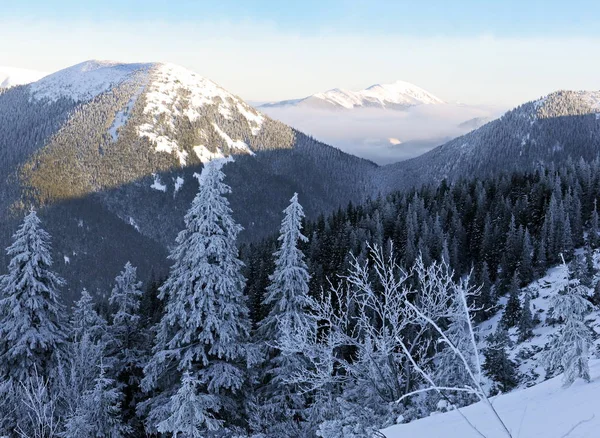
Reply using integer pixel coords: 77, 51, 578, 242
0, 157, 599, 437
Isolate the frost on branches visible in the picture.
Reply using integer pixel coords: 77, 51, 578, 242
253, 193, 313, 436
544, 258, 593, 387
141, 162, 250, 434
278, 245, 513, 437
0, 209, 66, 382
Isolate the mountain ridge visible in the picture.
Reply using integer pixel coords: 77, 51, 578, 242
260, 79, 444, 110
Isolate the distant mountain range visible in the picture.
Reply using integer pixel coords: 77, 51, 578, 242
0, 66, 47, 88
260, 80, 444, 110
1, 59, 599, 298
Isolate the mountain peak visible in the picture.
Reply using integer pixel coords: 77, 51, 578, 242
261, 79, 444, 110
29, 60, 154, 102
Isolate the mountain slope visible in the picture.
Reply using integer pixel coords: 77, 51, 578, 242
384, 254, 600, 438
0, 66, 47, 88
0, 60, 377, 298
377, 90, 600, 192
260, 80, 444, 110
384, 360, 600, 437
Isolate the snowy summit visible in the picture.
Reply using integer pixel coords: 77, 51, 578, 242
261, 79, 444, 110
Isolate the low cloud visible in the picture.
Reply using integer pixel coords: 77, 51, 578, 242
261, 104, 506, 164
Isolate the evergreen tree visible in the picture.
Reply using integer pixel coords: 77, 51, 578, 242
474, 261, 494, 322
108, 262, 145, 427
157, 371, 221, 437
518, 290, 534, 342
434, 306, 477, 406
141, 163, 250, 433
0, 210, 66, 381
581, 246, 595, 288
544, 274, 593, 386
255, 193, 312, 436
109, 263, 144, 369
71, 288, 108, 343
483, 327, 519, 393
519, 229, 534, 286
589, 200, 600, 248
592, 279, 600, 306
63, 365, 128, 438
501, 271, 521, 328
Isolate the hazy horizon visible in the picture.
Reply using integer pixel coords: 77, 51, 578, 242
3, 0, 600, 107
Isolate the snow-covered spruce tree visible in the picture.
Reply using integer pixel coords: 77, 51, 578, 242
63, 365, 129, 438
70, 288, 108, 343
589, 200, 600, 248
253, 193, 312, 437
482, 327, 519, 394
501, 271, 521, 328
57, 288, 111, 426
141, 162, 250, 434
544, 263, 593, 386
517, 290, 534, 342
0, 209, 66, 382
157, 370, 222, 436
108, 262, 145, 423
433, 294, 477, 407
581, 245, 595, 288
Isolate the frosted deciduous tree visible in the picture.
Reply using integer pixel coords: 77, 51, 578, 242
0, 209, 66, 382
141, 162, 250, 433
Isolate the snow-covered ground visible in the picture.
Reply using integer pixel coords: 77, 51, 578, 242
30, 60, 151, 102
383, 360, 600, 437
383, 252, 600, 437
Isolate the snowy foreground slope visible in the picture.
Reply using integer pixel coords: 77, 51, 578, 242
383, 359, 600, 437
384, 254, 600, 437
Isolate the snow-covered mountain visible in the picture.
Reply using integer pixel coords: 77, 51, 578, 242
0, 59, 376, 297
0, 66, 47, 88
378, 89, 600, 191
261, 80, 444, 110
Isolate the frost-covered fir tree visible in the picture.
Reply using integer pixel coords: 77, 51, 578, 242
63, 365, 128, 438
157, 371, 221, 437
58, 288, 111, 423
589, 200, 600, 248
544, 270, 593, 386
434, 294, 477, 406
254, 193, 312, 436
518, 290, 534, 342
108, 262, 145, 427
70, 288, 108, 343
141, 162, 250, 433
109, 262, 144, 379
0, 209, 66, 381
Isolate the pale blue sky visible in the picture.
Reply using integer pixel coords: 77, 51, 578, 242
2, 0, 600, 105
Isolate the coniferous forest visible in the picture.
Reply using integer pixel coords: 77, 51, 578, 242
1, 155, 599, 437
